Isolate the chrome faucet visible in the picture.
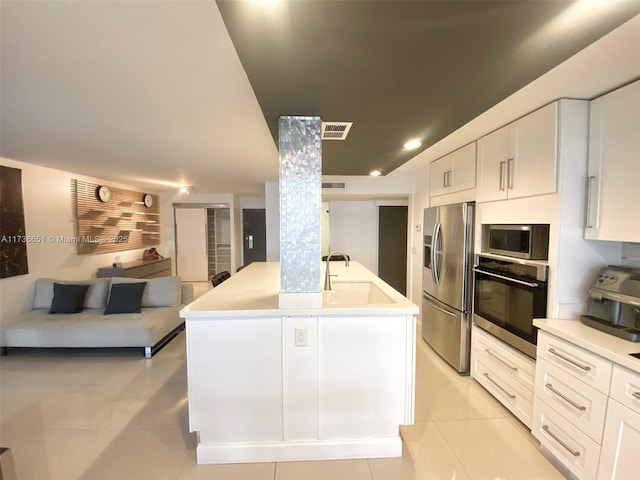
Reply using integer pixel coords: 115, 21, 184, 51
324, 251, 350, 291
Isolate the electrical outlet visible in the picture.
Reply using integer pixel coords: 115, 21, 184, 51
295, 328, 308, 347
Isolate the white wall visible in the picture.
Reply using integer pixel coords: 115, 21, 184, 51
408, 162, 430, 312
328, 201, 378, 274
0, 157, 173, 322
265, 181, 280, 262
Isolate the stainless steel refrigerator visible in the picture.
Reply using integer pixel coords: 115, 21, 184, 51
422, 202, 474, 373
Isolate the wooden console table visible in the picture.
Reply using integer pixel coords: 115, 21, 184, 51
97, 257, 172, 278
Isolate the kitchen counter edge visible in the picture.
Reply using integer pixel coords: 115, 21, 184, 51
534, 318, 640, 374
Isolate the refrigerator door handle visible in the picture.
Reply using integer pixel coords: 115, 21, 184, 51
432, 222, 442, 285
424, 295, 456, 317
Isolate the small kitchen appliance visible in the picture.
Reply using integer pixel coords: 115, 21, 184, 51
487, 224, 549, 260
581, 265, 640, 342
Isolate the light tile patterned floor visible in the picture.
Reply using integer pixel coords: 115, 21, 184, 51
0, 327, 568, 479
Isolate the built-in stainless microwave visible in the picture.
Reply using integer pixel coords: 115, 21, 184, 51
487, 224, 549, 260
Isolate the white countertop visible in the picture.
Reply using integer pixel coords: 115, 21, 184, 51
180, 261, 419, 319
534, 318, 640, 374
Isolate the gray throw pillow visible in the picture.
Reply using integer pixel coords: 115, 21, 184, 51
104, 283, 146, 315
110, 276, 181, 307
49, 283, 90, 314
34, 278, 110, 310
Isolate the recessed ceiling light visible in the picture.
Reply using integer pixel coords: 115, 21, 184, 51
370, 170, 381, 177
404, 139, 422, 150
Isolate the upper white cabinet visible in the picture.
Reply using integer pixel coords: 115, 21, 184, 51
476, 102, 558, 202
585, 80, 640, 242
429, 142, 476, 198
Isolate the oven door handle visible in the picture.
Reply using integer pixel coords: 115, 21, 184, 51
473, 268, 539, 288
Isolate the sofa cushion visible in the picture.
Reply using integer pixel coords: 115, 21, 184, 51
1, 306, 183, 348
49, 283, 90, 314
34, 278, 110, 310
111, 276, 181, 307
104, 283, 146, 315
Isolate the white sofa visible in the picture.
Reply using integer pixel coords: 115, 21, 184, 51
0, 276, 194, 358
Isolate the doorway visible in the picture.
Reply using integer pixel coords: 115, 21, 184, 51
378, 205, 408, 295
242, 208, 266, 266
174, 205, 231, 281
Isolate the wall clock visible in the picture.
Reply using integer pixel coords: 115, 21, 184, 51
97, 185, 111, 202
143, 194, 154, 208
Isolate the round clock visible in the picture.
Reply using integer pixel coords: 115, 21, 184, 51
97, 186, 111, 203
143, 194, 154, 208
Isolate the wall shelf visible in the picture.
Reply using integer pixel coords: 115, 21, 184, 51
73, 179, 161, 254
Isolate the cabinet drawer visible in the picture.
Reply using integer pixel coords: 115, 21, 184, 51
472, 326, 536, 390
537, 331, 612, 394
532, 399, 601, 480
473, 354, 534, 428
609, 365, 640, 416
536, 358, 608, 443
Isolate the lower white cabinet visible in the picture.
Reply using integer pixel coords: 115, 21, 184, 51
597, 365, 640, 479
471, 325, 536, 427
532, 397, 602, 480
535, 358, 608, 443
533, 331, 640, 480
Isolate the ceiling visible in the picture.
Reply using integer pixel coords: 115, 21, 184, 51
1, 1, 640, 195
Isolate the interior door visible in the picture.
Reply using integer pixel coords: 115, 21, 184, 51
242, 208, 266, 266
378, 206, 408, 295
175, 208, 209, 281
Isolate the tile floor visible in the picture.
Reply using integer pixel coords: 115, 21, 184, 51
0, 321, 568, 480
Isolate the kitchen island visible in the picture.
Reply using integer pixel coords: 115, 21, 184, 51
180, 261, 418, 464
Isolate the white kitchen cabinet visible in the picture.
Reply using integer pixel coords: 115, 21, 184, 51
533, 330, 611, 480
471, 326, 536, 428
597, 365, 640, 479
429, 142, 476, 199
585, 80, 640, 242
532, 396, 602, 480
533, 326, 640, 480
535, 358, 608, 443
476, 102, 558, 202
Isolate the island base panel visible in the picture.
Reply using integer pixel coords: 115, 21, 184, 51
195, 436, 402, 464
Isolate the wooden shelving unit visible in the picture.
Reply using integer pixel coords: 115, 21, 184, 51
73, 180, 161, 254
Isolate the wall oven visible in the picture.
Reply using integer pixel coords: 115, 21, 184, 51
472, 254, 548, 358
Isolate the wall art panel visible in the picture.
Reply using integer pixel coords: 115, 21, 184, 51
73, 180, 160, 254
0, 166, 30, 278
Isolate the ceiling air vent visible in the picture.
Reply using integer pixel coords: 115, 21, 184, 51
322, 182, 346, 189
321, 122, 353, 140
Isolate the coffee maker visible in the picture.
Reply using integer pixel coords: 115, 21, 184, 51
581, 265, 640, 341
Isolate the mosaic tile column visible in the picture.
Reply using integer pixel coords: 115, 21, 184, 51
279, 116, 322, 308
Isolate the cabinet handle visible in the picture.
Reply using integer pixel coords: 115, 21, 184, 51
447, 170, 452, 187
547, 348, 592, 371
585, 175, 596, 228
443, 171, 447, 188
483, 372, 516, 399
499, 161, 506, 191
632, 392, 640, 400
542, 425, 581, 457
484, 348, 518, 371
507, 158, 514, 189
545, 383, 587, 411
